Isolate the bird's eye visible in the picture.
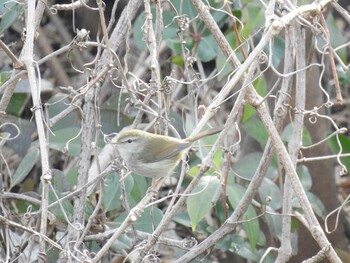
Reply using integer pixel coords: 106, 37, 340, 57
127, 139, 133, 143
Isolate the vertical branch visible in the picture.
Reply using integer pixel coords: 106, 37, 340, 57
319, 13, 342, 104
277, 24, 306, 262
289, 24, 306, 201
67, 88, 95, 249
143, 0, 163, 129
99, 0, 142, 66
247, 88, 340, 262
275, 24, 295, 261
97, 0, 113, 65
21, 1, 50, 262
154, 0, 163, 51
34, 0, 47, 31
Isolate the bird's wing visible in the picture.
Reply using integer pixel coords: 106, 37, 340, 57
141, 140, 192, 163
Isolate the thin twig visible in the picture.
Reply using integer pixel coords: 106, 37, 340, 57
22, 1, 51, 261
319, 13, 343, 104
0, 40, 24, 69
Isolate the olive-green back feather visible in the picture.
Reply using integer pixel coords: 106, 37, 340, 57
139, 135, 192, 163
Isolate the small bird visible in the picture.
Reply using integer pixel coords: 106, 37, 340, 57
112, 127, 221, 178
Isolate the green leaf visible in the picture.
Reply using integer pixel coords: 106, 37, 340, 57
171, 1, 198, 19
263, 36, 285, 67
216, 51, 234, 82
212, 149, 223, 169
242, 77, 266, 123
242, 104, 257, 124
235, 152, 262, 180
197, 34, 218, 62
232, 243, 259, 261
162, 10, 178, 39
187, 165, 200, 176
165, 38, 185, 54
306, 192, 326, 219
214, 201, 229, 225
110, 234, 133, 252
0, 71, 10, 85
48, 171, 74, 222
325, 15, 348, 63
281, 123, 312, 147
0, 1, 24, 35
187, 176, 221, 231
338, 69, 350, 86
271, 37, 285, 67
66, 167, 78, 188
10, 148, 40, 190
101, 94, 134, 132
259, 178, 282, 210
7, 93, 29, 116
129, 175, 148, 205
52, 169, 71, 192
133, 9, 179, 51
254, 77, 267, 96
2, 118, 36, 157
215, 234, 244, 253
171, 55, 184, 67
241, 5, 265, 38
264, 206, 282, 238
103, 172, 134, 212
167, 37, 194, 57
227, 184, 260, 250
292, 192, 326, 219
49, 127, 81, 156
133, 11, 146, 51
329, 134, 350, 173
172, 212, 192, 228
47, 94, 80, 131
48, 190, 73, 222
113, 207, 163, 233
297, 165, 312, 191
46, 247, 60, 263
243, 117, 269, 147
100, 106, 125, 135
136, 207, 163, 233
216, 30, 246, 81
211, 5, 230, 27
234, 152, 278, 181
